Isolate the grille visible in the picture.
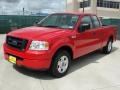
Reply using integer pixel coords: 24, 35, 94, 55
6, 36, 28, 50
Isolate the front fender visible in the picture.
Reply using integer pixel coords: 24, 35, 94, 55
49, 38, 75, 59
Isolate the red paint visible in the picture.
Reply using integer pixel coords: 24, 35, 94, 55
3, 13, 116, 70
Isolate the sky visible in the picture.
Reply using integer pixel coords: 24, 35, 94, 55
0, 0, 66, 15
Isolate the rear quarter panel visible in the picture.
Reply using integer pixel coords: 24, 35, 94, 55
100, 25, 117, 47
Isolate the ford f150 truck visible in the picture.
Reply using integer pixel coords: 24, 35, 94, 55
3, 13, 116, 77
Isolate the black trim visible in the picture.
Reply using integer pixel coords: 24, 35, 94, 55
6, 36, 28, 51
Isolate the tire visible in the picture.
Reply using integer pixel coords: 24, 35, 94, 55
102, 39, 113, 54
50, 50, 71, 78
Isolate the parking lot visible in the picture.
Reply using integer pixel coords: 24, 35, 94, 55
0, 34, 120, 90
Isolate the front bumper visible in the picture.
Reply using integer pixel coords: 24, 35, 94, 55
3, 43, 52, 70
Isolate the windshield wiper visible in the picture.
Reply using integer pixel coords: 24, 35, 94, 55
37, 24, 62, 29
43, 25, 61, 28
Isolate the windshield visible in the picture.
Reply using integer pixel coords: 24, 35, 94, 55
37, 14, 79, 29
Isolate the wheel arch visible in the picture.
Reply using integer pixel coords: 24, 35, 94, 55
52, 45, 73, 60
109, 35, 113, 42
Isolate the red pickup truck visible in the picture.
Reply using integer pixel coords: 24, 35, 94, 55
4, 13, 116, 77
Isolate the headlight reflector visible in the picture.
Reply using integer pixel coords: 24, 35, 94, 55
29, 41, 49, 50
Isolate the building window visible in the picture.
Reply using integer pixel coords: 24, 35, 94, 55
97, 0, 120, 9
80, 0, 91, 8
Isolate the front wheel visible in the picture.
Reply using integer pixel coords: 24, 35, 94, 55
102, 39, 113, 54
50, 50, 71, 78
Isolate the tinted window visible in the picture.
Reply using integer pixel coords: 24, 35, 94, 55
80, 16, 93, 29
91, 16, 100, 28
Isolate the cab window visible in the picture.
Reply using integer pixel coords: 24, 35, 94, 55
79, 16, 93, 32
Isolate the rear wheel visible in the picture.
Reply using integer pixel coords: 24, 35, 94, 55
50, 50, 71, 78
102, 39, 113, 54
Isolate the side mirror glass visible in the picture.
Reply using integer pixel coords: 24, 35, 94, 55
78, 23, 90, 32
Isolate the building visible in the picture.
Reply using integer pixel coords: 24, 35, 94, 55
66, 0, 120, 19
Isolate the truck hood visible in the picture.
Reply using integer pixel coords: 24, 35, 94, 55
8, 26, 72, 40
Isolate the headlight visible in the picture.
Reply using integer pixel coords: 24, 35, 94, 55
29, 41, 49, 50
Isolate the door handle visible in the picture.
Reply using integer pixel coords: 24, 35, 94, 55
92, 32, 96, 36
71, 35, 76, 39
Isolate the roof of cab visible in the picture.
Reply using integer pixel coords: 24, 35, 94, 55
53, 12, 96, 16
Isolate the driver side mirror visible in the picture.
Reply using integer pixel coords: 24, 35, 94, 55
78, 23, 90, 32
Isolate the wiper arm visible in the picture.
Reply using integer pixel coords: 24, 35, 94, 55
36, 24, 62, 28
43, 25, 61, 28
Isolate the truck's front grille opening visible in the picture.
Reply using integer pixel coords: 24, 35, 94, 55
6, 36, 28, 50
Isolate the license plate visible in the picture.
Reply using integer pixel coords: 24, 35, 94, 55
9, 56, 16, 64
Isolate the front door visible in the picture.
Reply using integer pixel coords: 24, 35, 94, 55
75, 15, 99, 58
